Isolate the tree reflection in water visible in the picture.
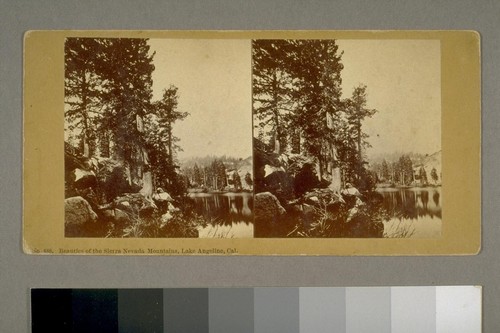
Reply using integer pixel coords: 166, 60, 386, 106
188, 192, 254, 238
190, 189, 441, 238
377, 187, 442, 238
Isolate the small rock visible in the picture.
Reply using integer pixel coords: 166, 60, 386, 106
153, 190, 173, 202
342, 184, 362, 197
116, 201, 131, 212
114, 209, 131, 223
167, 202, 179, 212
306, 196, 319, 204
161, 212, 173, 225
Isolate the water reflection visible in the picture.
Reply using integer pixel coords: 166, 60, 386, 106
188, 192, 254, 238
376, 187, 442, 238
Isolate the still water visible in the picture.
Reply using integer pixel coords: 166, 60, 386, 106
188, 192, 254, 238
189, 188, 441, 238
376, 187, 442, 238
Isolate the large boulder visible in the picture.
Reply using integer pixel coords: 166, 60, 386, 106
64, 148, 97, 198
293, 163, 320, 197
254, 192, 286, 225
253, 137, 281, 191
72, 168, 97, 189
262, 170, 295, 201
65, 196, 98, 237
101, 208, 132, 226
96, 160, 132, 202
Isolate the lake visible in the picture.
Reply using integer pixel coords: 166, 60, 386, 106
188, 188, 442, 238
376, 187, 442, 238
187, 192, 254, 238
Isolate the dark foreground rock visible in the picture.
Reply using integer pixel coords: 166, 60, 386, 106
346, 211, 384, 237
262, 170, 295, 201
280, 187, 385, 238
254, 192, 286, 224
97, 159, 140, 202
65, 196, 98, 237
101, 208, 132, 226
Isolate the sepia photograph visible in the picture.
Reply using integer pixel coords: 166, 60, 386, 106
252, 39, 442, 238
64, 38, 253, 238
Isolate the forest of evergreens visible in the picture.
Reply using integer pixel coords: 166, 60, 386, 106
253, 40, 377, 189
64, 38, 204, 237
251, 39, 388, 237
65, 38, 188, 196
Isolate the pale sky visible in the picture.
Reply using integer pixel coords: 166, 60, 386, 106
148, 39, 441, 161
337, 40, 441, 159
148, 39, 252, 160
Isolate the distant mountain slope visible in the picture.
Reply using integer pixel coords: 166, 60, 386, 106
234, 156, 253, 176
421, 150, 441, 168
370, 150, 442, 184
419, 150, 441, 184
180, 155, 251, 169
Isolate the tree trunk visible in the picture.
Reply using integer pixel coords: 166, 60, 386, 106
326, 111, 342, 190
357, 111, 362, 163
317, 157, 323, 181
167, 122, 173, 166
329, 167, 341, 194
81, 70, 90, 157
140, 170, 153, 200
272, 70, 281, 154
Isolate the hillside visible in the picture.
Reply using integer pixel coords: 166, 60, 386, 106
370, 150, 442, 185
418, 150, 442, 184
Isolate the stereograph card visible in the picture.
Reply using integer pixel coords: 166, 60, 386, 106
23, 30, 480, 255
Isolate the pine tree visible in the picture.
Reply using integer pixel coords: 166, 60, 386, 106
431, 167, 439, 184
397, 155, 414, 185
419, 166, 428, 185
287, 40, 344, 180
230, 171, 240, 190
252, 40, 295, 153
193, 163, 203, 186
381, 159, 390, 182
345, 84, 377, 164
155, 85, 188, 165
244, 172, 253, 187
214, 159, 227, 190
64, 38, 104, 157
96, 38, 156, 188
146, 85, 188, 193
